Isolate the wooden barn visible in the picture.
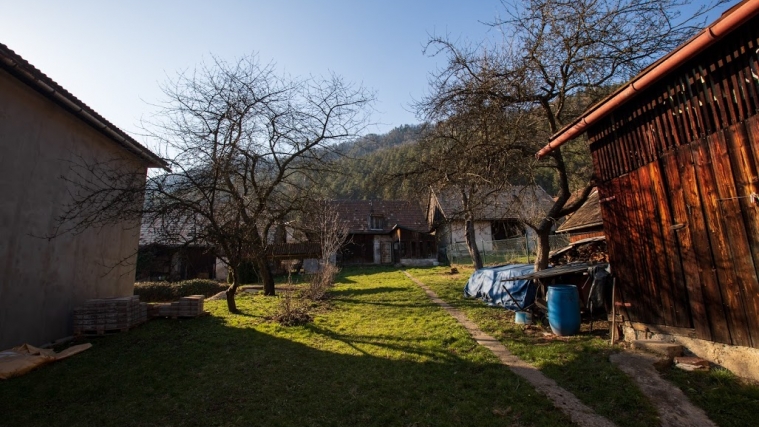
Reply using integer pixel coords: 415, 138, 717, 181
538, 0, 759, 353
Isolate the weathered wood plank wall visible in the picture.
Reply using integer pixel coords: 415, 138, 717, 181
588, 17, 759, 347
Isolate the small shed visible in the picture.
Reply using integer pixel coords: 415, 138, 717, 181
555, 189, 604, 243
538, 0, 759, 352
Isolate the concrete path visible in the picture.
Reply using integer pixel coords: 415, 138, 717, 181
403, 271, 617, 427
610, 352, 717, 427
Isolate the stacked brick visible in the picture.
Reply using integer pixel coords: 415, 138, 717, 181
147, 295, 205, 318
73, 296, 148, 335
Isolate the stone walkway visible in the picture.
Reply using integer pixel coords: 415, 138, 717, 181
402, 271, 617, 427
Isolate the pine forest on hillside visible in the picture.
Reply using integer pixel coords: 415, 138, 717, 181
319, 123, 592, 202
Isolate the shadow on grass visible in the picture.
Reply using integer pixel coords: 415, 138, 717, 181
331, 297, 438, 309
303, 323, 455, 361
329, 286, 406, 297
0, 314, 571, 427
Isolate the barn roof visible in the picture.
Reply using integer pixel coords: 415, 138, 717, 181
331, 200, 430, 234
556, 190, 603, 233
0, 42, 167, 168
536, 0, 759, 159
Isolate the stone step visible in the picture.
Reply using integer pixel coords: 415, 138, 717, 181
631, 340, 684, 358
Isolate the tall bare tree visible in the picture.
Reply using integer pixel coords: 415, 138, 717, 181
60, 55, 372, 312
418, 0, 728, 270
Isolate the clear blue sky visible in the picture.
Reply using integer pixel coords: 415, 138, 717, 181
1, 1, 735, 145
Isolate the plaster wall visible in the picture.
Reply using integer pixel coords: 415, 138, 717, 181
448, 221, 494, 251
0, 69, 148, 348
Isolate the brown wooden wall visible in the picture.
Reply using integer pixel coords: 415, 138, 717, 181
587, 16, 759, 348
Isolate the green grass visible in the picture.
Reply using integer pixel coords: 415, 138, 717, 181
661, 365, 759, 427
0, 266, 571, 427
406, 265, 660, 427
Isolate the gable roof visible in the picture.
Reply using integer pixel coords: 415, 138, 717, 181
536, 0, 759, 158
331, 200, 430, 234
0, 42, 167, 168
556, 189, 603, 233
430, 185, 554, 222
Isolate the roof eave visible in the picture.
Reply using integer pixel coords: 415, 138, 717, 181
0, 43, 168, 169
535, 0, 759, 159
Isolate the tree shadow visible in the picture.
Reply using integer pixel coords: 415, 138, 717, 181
0, 313, 572, 427
329, 286, 406, 297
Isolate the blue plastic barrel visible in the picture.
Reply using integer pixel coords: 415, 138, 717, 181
547, 285, 580, 336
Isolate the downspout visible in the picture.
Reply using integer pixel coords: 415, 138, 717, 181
535, 0, 759, 159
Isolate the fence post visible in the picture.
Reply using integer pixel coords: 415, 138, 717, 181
525, 234, 531, 264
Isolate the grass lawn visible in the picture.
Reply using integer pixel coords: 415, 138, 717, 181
406, 265, 660, 427
0, 266, 571, 427
661, 365, 759, 427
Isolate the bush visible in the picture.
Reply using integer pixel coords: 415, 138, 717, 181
271, 291, 312, 326
302, 263, 339, 301
134, 279, 228, 302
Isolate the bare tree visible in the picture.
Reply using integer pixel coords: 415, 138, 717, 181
418, 0, 729, 270
299, 200, 348, 300
408, 87, 541, 269
60, 55, 372, 312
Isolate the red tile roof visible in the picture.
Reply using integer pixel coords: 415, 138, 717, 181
331, 200, 430, 234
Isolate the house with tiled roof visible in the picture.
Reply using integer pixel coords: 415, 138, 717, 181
0, 43, 165, 348
331, 200, 437, 266
427, 185, 554, 256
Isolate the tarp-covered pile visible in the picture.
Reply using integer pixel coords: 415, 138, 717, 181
463, 264, 536, 311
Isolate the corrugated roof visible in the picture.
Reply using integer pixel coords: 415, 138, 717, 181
556, 190, 603, 233
0, 42, 167, 168
331, 200, 430, 234
431, 185, 554, 221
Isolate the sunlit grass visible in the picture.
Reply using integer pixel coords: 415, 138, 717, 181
0, 266, 571, 427
406, 265, 660, 427
661, 364, 759, 427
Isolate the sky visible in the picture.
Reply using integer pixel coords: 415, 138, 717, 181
1, 1, 736, 148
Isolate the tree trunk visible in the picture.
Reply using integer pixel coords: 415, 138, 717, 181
464, 218, 484, 269
256, 256, 276, 296
226, 266, 240, 313
533, 227, 550, 271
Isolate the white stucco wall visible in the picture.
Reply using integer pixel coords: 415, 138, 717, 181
447, 220, 494, 251
0, 69, 148, 348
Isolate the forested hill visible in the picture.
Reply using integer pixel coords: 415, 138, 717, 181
318, 122, 584, 201
333, 124, 423, 158
320, 124, 427, 201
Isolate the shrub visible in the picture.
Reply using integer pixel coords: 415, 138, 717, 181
271, 290, 312, 326
134, 279, 228, 302
302, 263, 339, 301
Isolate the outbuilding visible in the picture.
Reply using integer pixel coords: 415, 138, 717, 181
537, 0, 759, 379
0, 43, 165, 348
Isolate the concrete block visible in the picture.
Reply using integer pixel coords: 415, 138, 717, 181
632, 340, 684, 358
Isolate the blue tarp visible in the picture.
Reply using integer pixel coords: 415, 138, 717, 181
463, 264, 536, 311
